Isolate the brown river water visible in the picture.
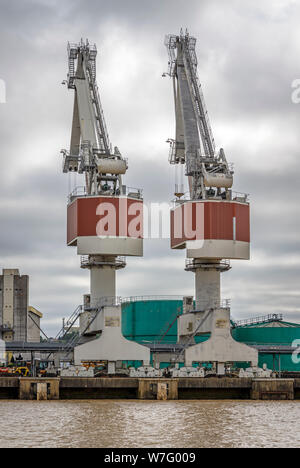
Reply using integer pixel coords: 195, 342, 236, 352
0, 400, 299, 448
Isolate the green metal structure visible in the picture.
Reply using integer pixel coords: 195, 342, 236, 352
121, 299, 300, 371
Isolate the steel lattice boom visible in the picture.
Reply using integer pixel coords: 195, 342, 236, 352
165, 30, 233, 200
61, 39, 127, 196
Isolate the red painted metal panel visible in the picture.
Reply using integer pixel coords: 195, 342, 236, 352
235, 203, 250, 243
171, 200, 250, 248
207, 202, 234, 240
67, 199, 78, 245
67, 196, 143, 245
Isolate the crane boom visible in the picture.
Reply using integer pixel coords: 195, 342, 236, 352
62, 39, 127, 196
165, 30, 233, 200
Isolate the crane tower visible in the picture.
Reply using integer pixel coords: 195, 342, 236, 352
61, 40, 150, 368
165, 31, 258, 371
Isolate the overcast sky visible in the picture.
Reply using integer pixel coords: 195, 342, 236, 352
0, 0, 300, 335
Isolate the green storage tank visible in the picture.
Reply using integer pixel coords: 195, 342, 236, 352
122, 297, 210, 345
232, 322, 299, 346
232, 320, 300, 372
122, 298, 183, 344
121, 299, 300, 371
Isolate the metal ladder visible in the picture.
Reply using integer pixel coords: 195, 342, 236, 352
61, 303, 108, 358
158, 308, 182, 344
55, 305, 82, 341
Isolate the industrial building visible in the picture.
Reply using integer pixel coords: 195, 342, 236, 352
122, 298, 300, 372
0, 269, 42, 343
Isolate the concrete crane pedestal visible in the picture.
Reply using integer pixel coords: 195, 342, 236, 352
185, 308, 258, 373
81, 255, 125, 308
74, 304, 150, 366
87, 255, 120, 307
177, 260, 230, 341
76, 254, 150, 367
188, 259, 230, 310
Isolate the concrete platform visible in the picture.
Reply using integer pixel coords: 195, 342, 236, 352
0, 377, 299, 400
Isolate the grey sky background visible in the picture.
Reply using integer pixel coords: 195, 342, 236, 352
0, 0, 299, 335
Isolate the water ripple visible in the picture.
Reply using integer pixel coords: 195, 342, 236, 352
0, 400, 299, 448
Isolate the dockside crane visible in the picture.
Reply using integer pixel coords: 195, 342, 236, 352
165, 30, 258, 372
60, 39, 150, 368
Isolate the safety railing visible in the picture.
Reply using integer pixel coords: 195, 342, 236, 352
68, 185, 143, 203
234, 314, 283, 328
185, 259, 231, 271
121, 295, 184, 304
121, 295, 230, 310
84, 296, 122, 311
80, 256, 126, 269
194, 299, 231, 310
55, 305, 82, 341
172, 190, 250, 205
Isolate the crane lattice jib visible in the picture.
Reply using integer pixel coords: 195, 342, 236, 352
165, 33, 215, 159
183, 42, 215, 158
67, 40, 111, 155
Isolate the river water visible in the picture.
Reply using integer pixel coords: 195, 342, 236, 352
0, 400, 299, 448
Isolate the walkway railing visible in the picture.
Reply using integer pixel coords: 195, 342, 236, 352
172, 190, 250, 205
80, 256, 126, 269
68, 185, 143, 202
121, 295, 185, 304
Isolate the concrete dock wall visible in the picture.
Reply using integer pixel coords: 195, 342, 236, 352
0, 377, 19, 399
0, 377, 299, 400
138, 379, 178, 400
60, 377, 138, 399
178, 377, 253, 400
19, 378, 60, 400
251, 379, 294, 400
